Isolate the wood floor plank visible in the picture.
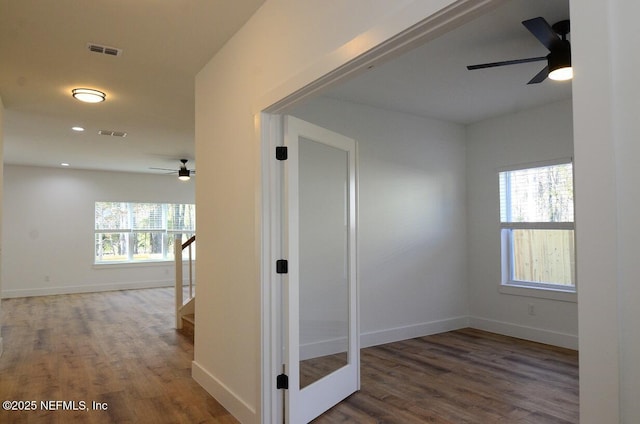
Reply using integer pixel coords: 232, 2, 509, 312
0, 288, 239, 424
2, 289, 578, 423
311, 328, 578, 423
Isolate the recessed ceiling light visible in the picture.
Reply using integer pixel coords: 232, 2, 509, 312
72, 88, 106, 103
71, 126, 85, 132
61, 163, 70, 167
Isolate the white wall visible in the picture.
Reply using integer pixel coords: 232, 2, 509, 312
293, 97, 468, 347
466, 99, 577, 349
195, 0, 638, 422
609, 2, 640, 420
194, 1, 466, 422
571, 0, 640, 422
1, 165, 195, 298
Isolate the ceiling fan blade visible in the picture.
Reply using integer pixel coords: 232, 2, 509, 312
522, 17, 561, 50
527, 65, 549, 84
467, 56, 546, 70
149, 167, 177, 173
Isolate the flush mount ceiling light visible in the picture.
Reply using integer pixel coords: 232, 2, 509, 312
71, 126, 85, 132
72, 88, 105, 103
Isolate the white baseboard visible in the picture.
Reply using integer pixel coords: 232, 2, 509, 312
301, 336, 348, 361
361, 316, 470, 348
0, 280, 173, 299
192, 360, 257, 424
469, 316, 578, 350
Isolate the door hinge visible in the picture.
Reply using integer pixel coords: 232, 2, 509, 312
277, 373, 289, 390
275, 146, 288, 161
276, 259, 288, 274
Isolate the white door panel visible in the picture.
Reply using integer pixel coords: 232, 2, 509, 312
283, 116, 359, 423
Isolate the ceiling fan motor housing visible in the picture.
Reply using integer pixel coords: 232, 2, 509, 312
548, 40, 571, 73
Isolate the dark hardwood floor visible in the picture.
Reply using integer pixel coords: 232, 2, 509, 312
311, 328, 579, 423
1, 288, 578, 423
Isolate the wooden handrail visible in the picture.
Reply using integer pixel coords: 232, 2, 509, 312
182, 235, 196, 249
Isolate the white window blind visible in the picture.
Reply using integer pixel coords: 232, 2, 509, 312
95, 202, 129, 231
499, 163, 574, 223
167, 203, 195, 232
132, 203, 165, 231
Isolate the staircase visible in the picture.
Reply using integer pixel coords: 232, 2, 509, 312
180, 313, 195, 339
175, 235, 195, 340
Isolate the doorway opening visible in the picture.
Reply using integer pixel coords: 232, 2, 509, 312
261, 0, 575, 422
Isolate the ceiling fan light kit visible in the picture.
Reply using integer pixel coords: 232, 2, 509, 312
547, 40, 572, 81
72, 88, 106, 103
150, 159, 195, 181
467, 17, 572, 84
178, 168, 191, 181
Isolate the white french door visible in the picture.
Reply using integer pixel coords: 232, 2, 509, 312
281, 115, 359, 423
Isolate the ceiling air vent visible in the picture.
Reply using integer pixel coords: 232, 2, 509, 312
87, 43, 122, 57
98, 130, 127, 138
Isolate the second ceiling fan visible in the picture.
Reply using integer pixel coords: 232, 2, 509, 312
467, 16, 572, 84
150, 159, 195, 181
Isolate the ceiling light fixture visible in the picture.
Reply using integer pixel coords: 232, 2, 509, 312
72, 88, 106, 103
547, 40, 573, 81
61, 163, 70, 167
71, 126, 85, 132
178, 168, 191, 181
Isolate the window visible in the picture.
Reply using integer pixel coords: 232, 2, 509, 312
499, 161, 575, 292
95, 202, 195, 264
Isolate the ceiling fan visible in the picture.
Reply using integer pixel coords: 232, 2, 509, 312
467, 17, 572, 84
150, 159, 195, 181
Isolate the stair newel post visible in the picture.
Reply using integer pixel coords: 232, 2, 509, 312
175, 234, 183, 329
188, 243, 193, 299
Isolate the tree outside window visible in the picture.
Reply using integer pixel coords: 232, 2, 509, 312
95, 202, 195, 264
499, 161, 575, 290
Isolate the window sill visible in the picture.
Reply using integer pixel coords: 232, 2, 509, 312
499, 284, 577, 303
93, 260, 193, 270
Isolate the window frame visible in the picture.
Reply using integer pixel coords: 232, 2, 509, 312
94, 202, 195, 265
497, 159, 577, 300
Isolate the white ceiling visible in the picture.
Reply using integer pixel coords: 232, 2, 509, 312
0, 0, 570, 175
324, 0, 571, 125
0, 0, 265, 174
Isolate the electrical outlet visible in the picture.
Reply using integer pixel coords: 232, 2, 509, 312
528, 304, 536, 316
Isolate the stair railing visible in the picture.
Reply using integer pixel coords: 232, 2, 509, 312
175, 234, 196, 329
